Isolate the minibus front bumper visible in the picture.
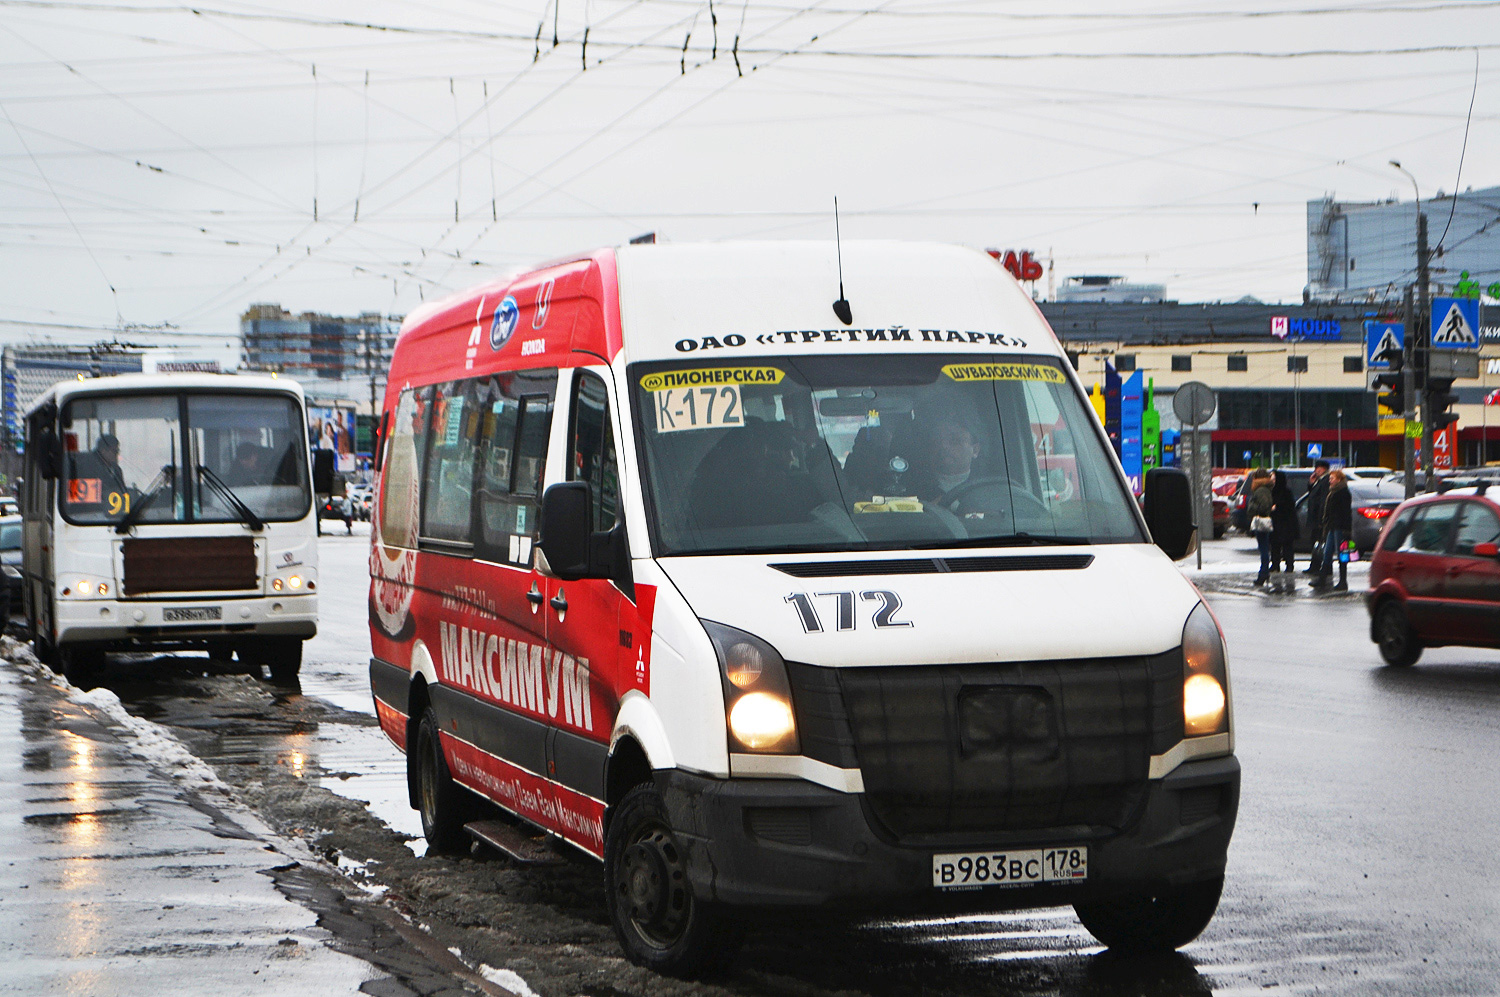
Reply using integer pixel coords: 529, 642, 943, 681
53, 593, 317, 646
657, 754, 1239, 911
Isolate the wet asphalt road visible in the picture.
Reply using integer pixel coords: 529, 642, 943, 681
23, 529, 1500, 996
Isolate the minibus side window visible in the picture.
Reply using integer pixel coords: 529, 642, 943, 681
568, 371, 620, 534
421, 380, 483, 546
378, 387, 431, 550
473, 370, 557, 565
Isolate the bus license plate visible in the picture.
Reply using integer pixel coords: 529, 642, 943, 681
163, 606, 221, 622
932, 847, 1088, 890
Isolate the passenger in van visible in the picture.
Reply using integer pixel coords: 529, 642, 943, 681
689, 420, 820, 528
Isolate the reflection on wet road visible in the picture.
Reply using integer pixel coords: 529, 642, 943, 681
43, 529, 1500, 996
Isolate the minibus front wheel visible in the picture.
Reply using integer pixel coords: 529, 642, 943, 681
1073, 876, 1223, 953
604, 784, 743, 977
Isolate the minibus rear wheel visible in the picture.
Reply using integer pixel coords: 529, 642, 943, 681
414, 707, 476, 854
1073, 876, 1223, 953
604, 783, 743, 977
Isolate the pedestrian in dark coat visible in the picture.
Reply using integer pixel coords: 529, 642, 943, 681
1246, 469, 1274, 585
1302, 459, 1331, 574
1312, 470, 1353, 591
1270, 469, 1299, 576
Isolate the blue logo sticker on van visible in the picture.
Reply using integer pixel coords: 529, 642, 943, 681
490, 295, 520, 351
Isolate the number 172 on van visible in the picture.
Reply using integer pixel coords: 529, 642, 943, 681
933, 846, 1088, 889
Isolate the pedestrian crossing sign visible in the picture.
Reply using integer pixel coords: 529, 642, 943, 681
1430, 297, 1480, 350
1364, 321, 1403, 367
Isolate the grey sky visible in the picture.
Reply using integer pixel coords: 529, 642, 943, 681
0, 0, 1495, 352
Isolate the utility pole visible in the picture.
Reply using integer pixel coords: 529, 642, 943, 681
1402, 287, 1417, 499
1417, 212, 1435, 492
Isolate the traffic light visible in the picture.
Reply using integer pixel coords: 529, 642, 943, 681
1427, 376, 1460, 430
1373, 342, 1406, 415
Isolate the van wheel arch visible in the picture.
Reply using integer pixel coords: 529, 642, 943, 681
606, 737, 653, 811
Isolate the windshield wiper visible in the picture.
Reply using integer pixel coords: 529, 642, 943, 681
115, 465, 176, 535
920, 533, 1092, 549
196, 464, 264, 531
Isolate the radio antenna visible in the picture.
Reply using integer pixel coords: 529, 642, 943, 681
832, 197, 852, 325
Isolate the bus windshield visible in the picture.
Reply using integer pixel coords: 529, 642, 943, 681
630, 354, 1144, 556
60, 392, 311, 526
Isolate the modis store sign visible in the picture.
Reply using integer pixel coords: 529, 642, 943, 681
1271, 316, 1341, 341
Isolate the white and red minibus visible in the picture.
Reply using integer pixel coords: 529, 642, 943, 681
368, 242, 1237, 975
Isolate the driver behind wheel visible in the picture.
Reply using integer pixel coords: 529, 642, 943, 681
904, 419, 981, 504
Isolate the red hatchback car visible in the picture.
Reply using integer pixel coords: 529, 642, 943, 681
1367, 490, 1500, 667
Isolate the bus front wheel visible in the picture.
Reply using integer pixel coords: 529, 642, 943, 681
241, 638, 302, 685
59, 646, 105, 690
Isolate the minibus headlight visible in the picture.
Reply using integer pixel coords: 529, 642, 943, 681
272, 578, 284, 591
702, 621, 799, 755
77, 580, 91, 595
288, 575, 303, 590
96, 583, 108, 597
1182, 602, 1230, 738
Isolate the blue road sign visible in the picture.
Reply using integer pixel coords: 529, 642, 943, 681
1431, 297, 1480, 350
1307, 443, 1322, 459
1364, 321, 1404, 367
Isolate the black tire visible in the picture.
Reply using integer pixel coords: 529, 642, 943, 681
1375, 600, 1422, 668
59, 645, 105, 690
412, 707, 477, 854
33, 634, 61, 674
205, 640, 236, 665
1074, 877, 1223, 954
604, 783, 743, 977
266, 638, 303, 685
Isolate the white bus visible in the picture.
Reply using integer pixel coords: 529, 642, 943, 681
22, 373, 319, 686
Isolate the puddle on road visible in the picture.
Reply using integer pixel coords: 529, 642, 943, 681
99, 653, 425, 857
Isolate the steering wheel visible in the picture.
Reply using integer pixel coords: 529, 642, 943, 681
937, 475, 1050, 519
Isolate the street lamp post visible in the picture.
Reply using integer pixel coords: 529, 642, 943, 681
1391, 160, 1427, 497
1337, 408, 1343, 464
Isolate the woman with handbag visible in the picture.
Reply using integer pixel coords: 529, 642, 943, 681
1246, 468, 1275, 586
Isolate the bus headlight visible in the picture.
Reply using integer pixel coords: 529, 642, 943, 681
288, 575, 303, 590
1182, 602, 1230, 737
703, 621, 799, 754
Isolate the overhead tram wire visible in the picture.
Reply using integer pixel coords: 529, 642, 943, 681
1435, 48, 1479, 253
0, 98, 122, 322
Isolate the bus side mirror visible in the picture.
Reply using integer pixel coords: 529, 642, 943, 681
1144, 467, 1196, 561
540, 482, 592, 580
38, 428, 61, 480
1475, 542, 1499, 558
312, 449, 335, 494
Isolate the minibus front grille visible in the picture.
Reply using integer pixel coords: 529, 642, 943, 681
770, 554, 1094, 578
786, 653, 1180, 843
121, 537, 258, 596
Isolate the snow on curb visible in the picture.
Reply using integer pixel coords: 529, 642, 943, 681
0, 636, 230, 796
479, 965, 539, 997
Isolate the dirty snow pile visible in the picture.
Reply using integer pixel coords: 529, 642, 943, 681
479, 965, 539, 997
0, 636, 230, 796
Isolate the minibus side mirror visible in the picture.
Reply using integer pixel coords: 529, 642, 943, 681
1144, 467, 1197, 561
540, 481, 632, 586
540, 482, 593, 580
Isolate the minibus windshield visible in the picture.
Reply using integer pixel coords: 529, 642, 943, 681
631, 354, 1144, 556
60, 392, 311, 526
